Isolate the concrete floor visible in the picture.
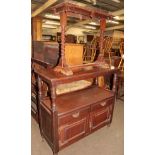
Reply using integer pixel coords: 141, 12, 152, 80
31, 100, 124, 155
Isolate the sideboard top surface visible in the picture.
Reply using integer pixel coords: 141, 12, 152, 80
42, 86, 114, 115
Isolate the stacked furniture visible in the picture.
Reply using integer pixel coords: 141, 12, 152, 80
32, 2, 118, 155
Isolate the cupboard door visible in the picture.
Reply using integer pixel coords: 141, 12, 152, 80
90, 107, 110, 132
59, 117, 88, 147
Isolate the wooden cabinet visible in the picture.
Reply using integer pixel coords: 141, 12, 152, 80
31, 2, 119, 155
34, 67, 118, 155
58, 98, 115, 148
32, 62, 118, 155
32, 41, 59, 67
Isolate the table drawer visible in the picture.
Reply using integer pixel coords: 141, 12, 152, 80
91, 98, 114, 112
58, 107, 89, 126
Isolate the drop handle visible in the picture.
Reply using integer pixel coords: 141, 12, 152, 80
100, 102, 106, 106
72, 112, 80, 118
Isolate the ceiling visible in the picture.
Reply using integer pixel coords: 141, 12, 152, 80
31, 0, 124, 34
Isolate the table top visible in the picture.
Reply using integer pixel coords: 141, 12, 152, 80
34, 65, 118, 85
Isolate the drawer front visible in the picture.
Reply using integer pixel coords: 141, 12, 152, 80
59, 117, 88, 147
90, 107, 110, 131
58, 108, 89, 126
91, 98, 114, 112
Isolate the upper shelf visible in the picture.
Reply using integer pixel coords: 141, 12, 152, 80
34, 65, 118, 85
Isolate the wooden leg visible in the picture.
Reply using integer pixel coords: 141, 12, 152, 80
41, 136, 44, 142
107, 123, 111, 127
53, 152, 58, 155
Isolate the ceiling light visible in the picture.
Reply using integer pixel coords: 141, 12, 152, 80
112, 0, 120, 3
42, 24, 57, 29
85, 26, 96, 30
44, 20, 60, 26
107, 20, 119, 24
44, 14, 60, 20
92, 0, 96, 5
113, 16, 120, 20
89, 22, 99, 26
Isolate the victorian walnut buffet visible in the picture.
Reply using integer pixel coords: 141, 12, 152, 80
31, 2, 118, 155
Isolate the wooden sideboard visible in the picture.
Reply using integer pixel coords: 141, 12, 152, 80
34, 67, 118, 155
31, 2, 118, 155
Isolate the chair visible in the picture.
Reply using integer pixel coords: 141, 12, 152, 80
83, 36, 98, 63
118, 41, 124, 71
117, 41, 124, 100
102, 36, 113, 68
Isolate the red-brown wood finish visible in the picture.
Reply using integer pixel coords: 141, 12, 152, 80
33, 67, 118, 155
98, 18, 106, 62
31, 2, 116, 155
60, 11, 67, 67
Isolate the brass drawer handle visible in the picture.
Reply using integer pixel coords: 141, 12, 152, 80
100, 102, 106, 107
72, 112, 80, 118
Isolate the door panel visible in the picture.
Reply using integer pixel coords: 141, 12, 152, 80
59, 117, 88, 147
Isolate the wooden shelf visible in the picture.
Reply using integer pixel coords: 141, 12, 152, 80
42, 86, 114, 115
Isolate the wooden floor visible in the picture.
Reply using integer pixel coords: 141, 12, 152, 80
31, 99, 124, 155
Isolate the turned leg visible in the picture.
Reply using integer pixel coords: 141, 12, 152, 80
41, 136, 44, 142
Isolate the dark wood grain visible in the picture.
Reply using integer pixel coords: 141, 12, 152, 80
34, 67, 117, 154
31, 2, 117, 155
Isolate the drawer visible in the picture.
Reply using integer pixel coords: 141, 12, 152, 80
91, 98, 114, 112
58, 107, 89, 126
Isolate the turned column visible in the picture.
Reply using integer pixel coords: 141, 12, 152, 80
112, 73, 118, 95
97, 18, 106, 62
37, 76, 43, 137
97, 18, 106, 87
50, 84, 59, 155
60, 11, 67, 67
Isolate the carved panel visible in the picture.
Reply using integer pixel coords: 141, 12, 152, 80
59, 117, 89, 147
90, 107, 110, 131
